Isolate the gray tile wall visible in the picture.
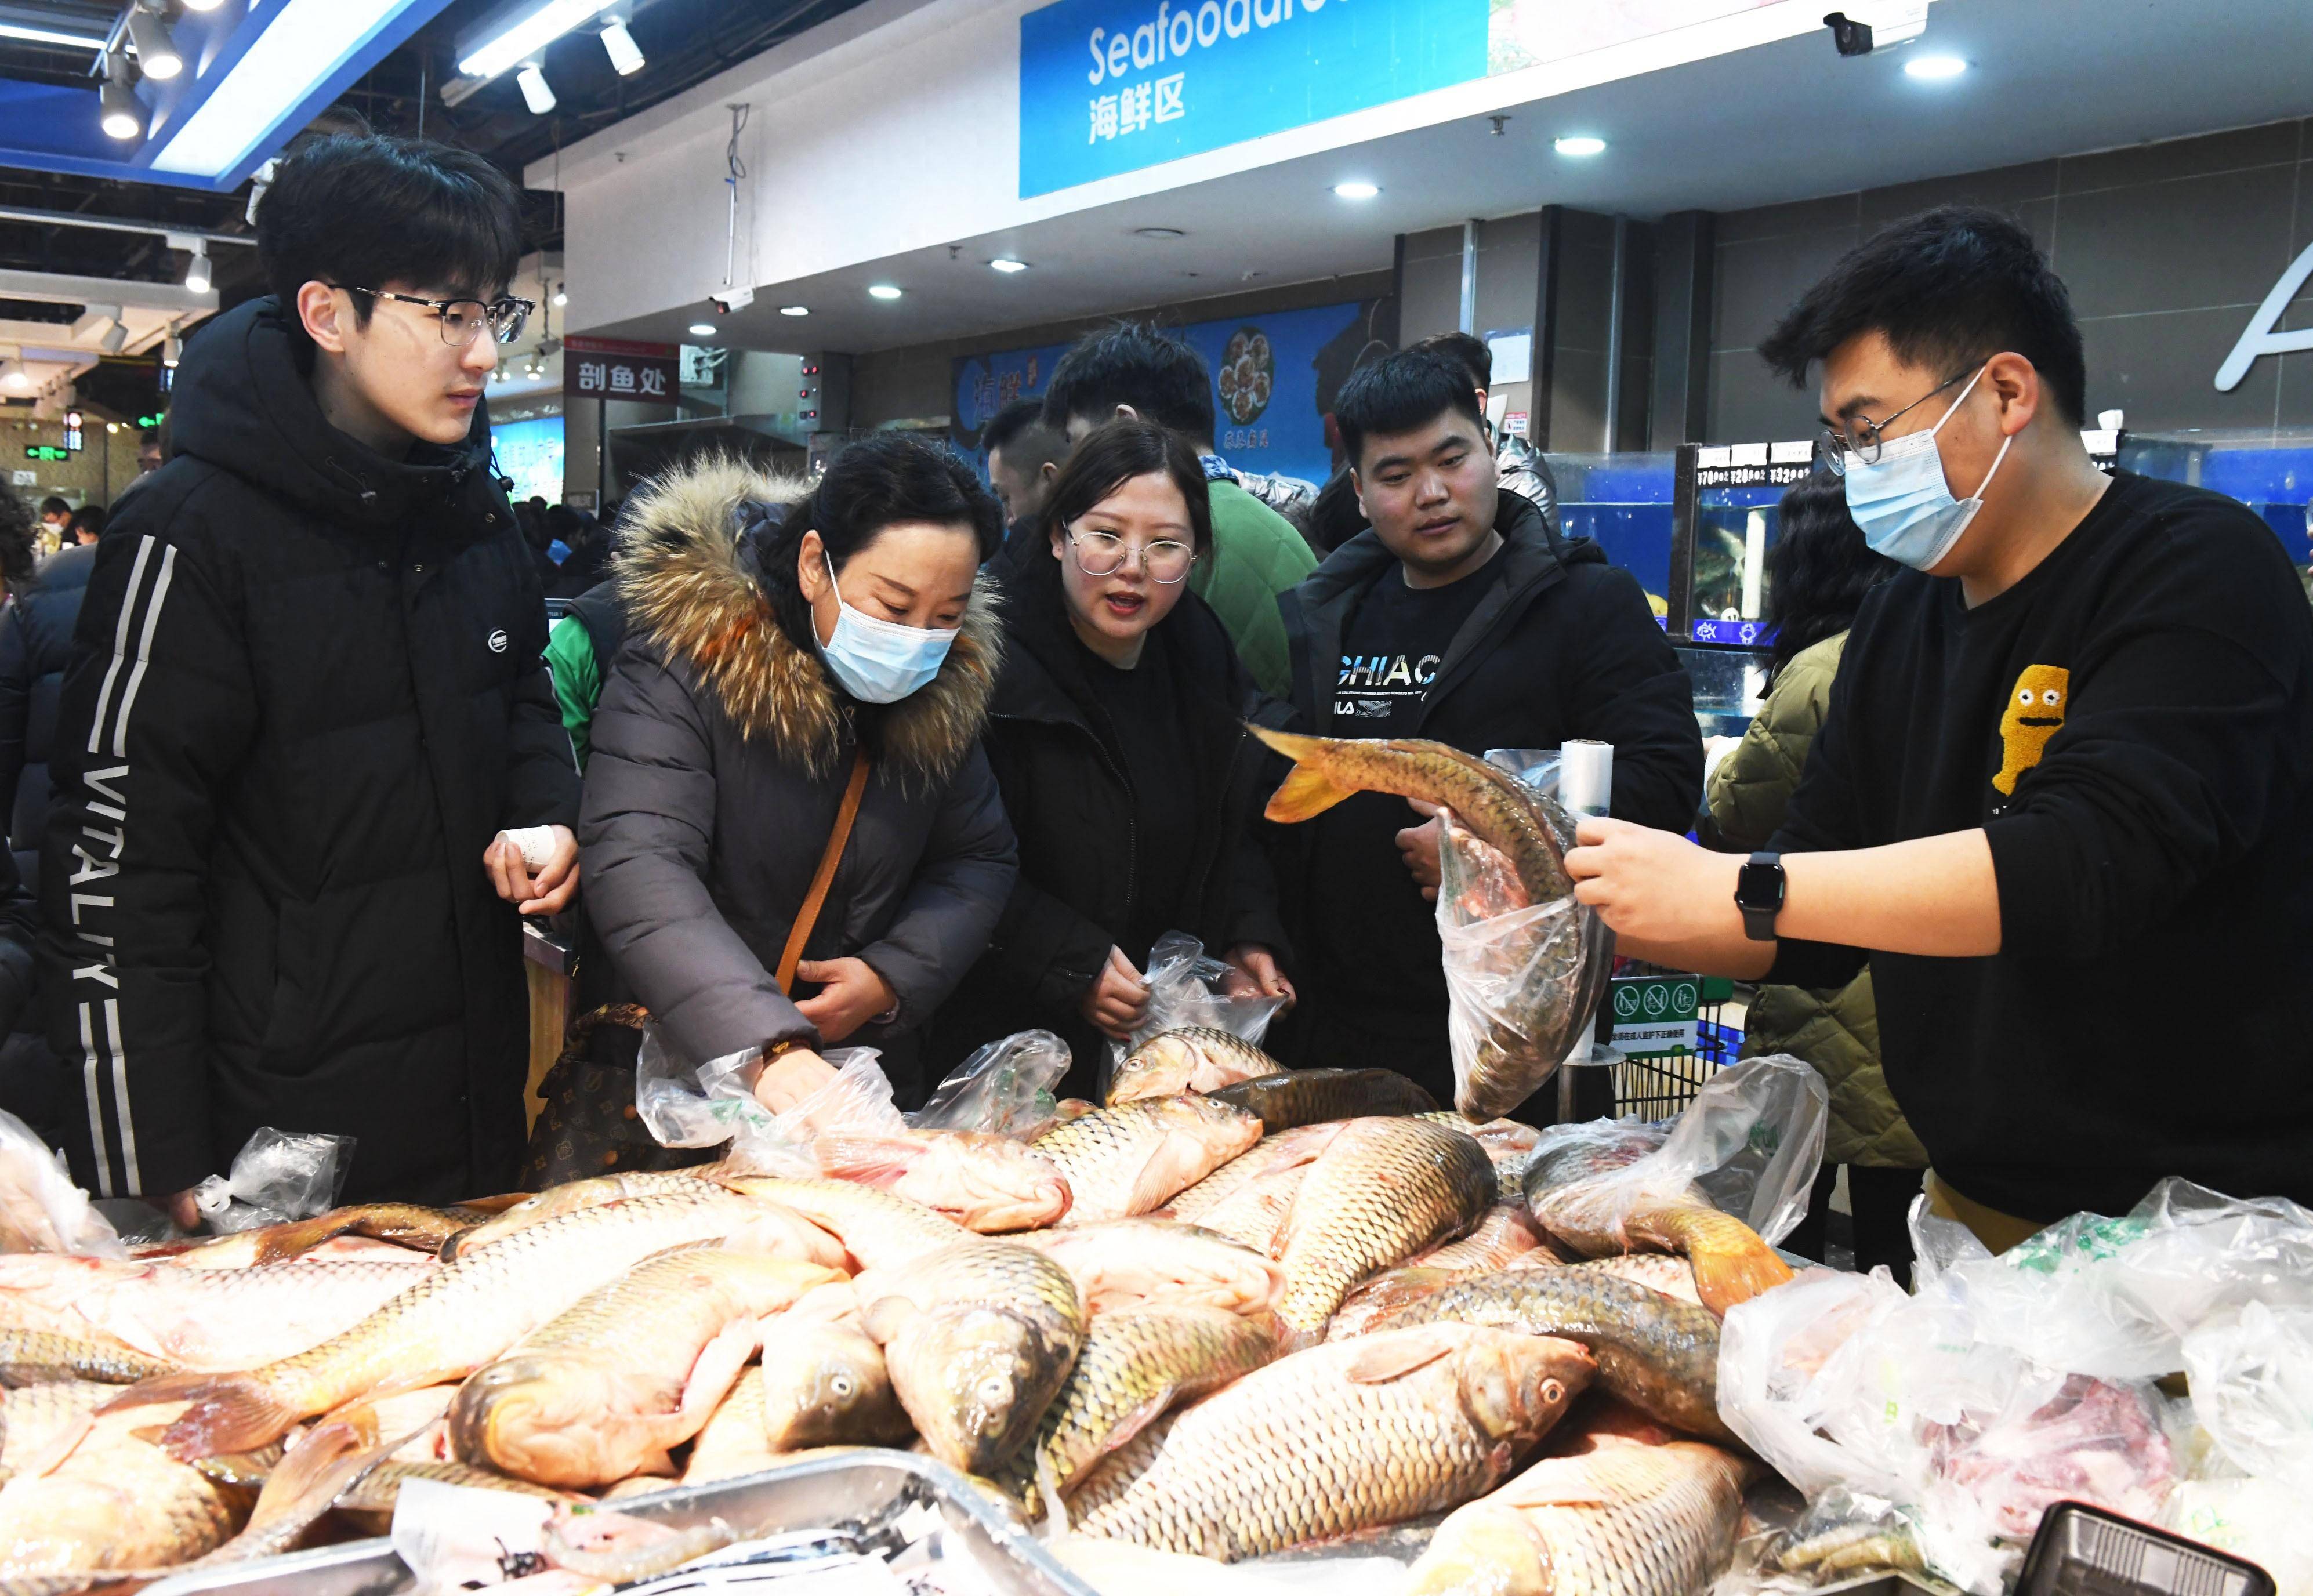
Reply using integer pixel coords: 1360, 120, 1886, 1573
1707, 117, 2313, 444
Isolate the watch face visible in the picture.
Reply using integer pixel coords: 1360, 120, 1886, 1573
1738, 861, 1785, 910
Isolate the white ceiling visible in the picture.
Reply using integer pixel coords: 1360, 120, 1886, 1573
609, 0, 2313, 356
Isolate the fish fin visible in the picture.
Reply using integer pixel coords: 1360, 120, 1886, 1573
246, 1213, 353, 1267
1263, 763, 1357, 824
228, 1421, 374, 1540
1631, 1207, 1793, 1316
130, 1375, 301, 1461
1093, 1387, 1180, 1462
1343, 1329, 1459, 1384
9, 1411, 95, 1479
1125, 1157, 1187, 1217
809, 1136, 917, 1184
672, 1318, 766, 1441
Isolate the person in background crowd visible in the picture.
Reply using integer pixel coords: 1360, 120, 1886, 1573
42, 132, 581, 1213
0, 496, 99, 890
63, 506, 103, 547
1703, 471, 1920, 1281
1567, 206, 2313, 1242
579, 435, 1018, 1114
546, 503, 613, 598
36, 498, 68, 542
109, 431, 166, 514
1304, 468, 1368, 557
1275, 349, 1702, 1107
0, 484, 57, 1148
933, 420, 1295, 1098
1411, 331, 1560, 529
1043, 322, 1317, 697
984, 396, 1068, 542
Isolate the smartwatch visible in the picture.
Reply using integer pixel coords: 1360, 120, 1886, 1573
1734, 851, 1785, 941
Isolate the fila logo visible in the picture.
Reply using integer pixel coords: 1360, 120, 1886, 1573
488, 629, 509, 653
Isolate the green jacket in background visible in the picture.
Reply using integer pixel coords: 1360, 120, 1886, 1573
1194, 479, 1317, 697
1707, 631, 1927, 1170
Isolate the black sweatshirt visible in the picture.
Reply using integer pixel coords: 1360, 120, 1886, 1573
1771, 471, 2313, 1223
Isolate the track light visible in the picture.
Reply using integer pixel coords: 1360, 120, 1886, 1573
125, 7, 182, 80
552, 284, 567, 308
163, 331, 182, 368
99, 51, 144, 141
516, 64, 556, 114
184, 241, 211, 295
461, 0, 619, 81
600, 21, 644, 75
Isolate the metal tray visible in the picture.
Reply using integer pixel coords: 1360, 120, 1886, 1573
142, 1448, 1099, 1596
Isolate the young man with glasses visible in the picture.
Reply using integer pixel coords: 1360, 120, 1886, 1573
1273, 350, 1702, 1108
42, 134, 581, 1212
1565, 206, 2313, 1240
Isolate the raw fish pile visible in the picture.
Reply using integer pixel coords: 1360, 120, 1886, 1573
0, 1031, 1796, 1595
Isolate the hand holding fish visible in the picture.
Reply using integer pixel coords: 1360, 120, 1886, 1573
1398, 800, 1445, 901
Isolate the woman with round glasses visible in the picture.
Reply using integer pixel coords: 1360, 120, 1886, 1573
931, 420, 1295, 1096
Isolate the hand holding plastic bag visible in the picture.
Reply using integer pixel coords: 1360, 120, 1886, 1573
0, 1108, 122, 1256
634, 1025, 902, 1174
909, 1030, 1069, 1138
1107, 933, 1285, 1084
191, 1126, 356, 1234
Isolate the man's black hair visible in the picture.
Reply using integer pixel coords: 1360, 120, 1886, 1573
1411, 331, 1491, 391
37, 496, 67, 520
1759, 205, 2087, 426
984, 396, 1066, 467
256, 134, 522, 338
1333, 349, 1487, 467
1042, 322, 1216, 443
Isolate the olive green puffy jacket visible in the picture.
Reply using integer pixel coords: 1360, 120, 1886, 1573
1707, 632, 1927, 1170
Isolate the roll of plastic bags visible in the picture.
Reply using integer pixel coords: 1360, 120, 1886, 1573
909, 1029, 1070, 1139
0, 1107, 123, 1256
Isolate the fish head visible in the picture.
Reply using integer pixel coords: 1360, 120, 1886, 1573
760, 1327, 905, 1450
1108, 1036, 1198, 1104
892, 1135, 1073, 1233
889, 1304, 1072, 1474
449, 1351, 658, 1485
1408, 1502, 1550, 1596
1158, 1094, 1266, 1158
1457, 1330, 1596, 1444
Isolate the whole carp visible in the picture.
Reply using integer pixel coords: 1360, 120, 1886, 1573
854, 1240, 1085, 1474
1108, 1030, 1282, 1105
0, 1329, 172, 1386
1206, 1069, 1438, 1132
1326, 1205, 1545, 1341
450, 1245, 842, 1487
1272, 1118, 1495, 1339
119, 1185, 842, 1461
809, 1130, 1070, 1232
0, 1430, 251, 1576
755, 1281, 911, 1452
441, 1171, 720, 1260
1030, 1096, 1261, 1223
711, 1174, 963, 1271
1072, 1323, 1593, 1561
1165, 1122, 1344, 1225
1405, 1428, 1757, 1596
153, 1203, 509, 1269
0, 1254, 433, 1370
995, 1304, 1278, 1514
334, 1458, 570, 1531
1372, 1265, 1732, 1443
1521, 1140, 1790, 1316
1016, 1220, 1281, 1319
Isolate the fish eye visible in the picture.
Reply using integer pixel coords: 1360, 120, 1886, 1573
977, 1376, 1009, 1403
830, 1374, 855, 1398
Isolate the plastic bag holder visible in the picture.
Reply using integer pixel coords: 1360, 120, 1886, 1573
2017, 1501, 2274, 1596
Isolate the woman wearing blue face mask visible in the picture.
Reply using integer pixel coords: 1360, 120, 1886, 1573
578, 435, 1019, 1113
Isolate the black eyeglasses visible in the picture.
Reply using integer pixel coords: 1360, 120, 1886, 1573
1821, 368, 1973, 474
336, 287, 534, 348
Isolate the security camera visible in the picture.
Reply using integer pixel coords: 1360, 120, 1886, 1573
1823, 11, 1875, 55
710, 286, 756, 315
1825, 3, 1927, 55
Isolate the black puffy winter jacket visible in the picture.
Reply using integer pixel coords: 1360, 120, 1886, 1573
0, 540, 95, 889
41, 298, 581, 1205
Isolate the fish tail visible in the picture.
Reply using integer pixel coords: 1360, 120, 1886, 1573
1633, 1207, 1793, 1315
246, 1213, 354, 1267
129, 1374, 303, 1461
1248, 726, 1359, 822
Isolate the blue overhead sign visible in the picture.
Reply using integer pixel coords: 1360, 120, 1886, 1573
1017, 0, 1487, 197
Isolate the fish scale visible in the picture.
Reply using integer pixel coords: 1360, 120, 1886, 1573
0, 1432, 252, 1576
1272, 1118, 1496, 1337
1208, 1069, 1437, 1133
1108, 1029, 1282, 1105
1029, 1096, 1262, 1222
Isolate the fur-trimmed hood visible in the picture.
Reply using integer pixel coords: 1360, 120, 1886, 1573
613, 457, 1002, 785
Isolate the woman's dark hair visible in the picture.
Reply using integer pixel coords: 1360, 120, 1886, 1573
1765, 470, 1895, 680
0, 483, 33, 597
1304, 467, 1368, 555
256, 134, 521, 338
1042, 419, 1212, 553
754, 434, 1002, 655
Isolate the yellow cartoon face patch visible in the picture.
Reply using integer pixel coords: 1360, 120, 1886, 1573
1993, 663, 2070, 795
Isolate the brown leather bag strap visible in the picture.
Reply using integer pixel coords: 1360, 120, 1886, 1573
777, 747, 871, 994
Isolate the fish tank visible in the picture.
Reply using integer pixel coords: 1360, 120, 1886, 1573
2118, 429, 2313, 571
1543, 451, 1677, 621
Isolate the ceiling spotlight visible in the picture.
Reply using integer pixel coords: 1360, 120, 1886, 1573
106, 421, 119, 433
124, 7, 182, 80
163, 331, 182, 368
600, 20, 644, 75
99, 319, 128, 355
1903, 54, 1967, 79
516, 64, 556, 115
99, 52, 143, 141
778, 305, 809, 317
461, 0, 619, 80
1553, 135, 1607, 156
1, 365, 26, 393
552, 284, 567, 307
867, 285, 902, 300
687, 322, 718, 337
184, 240, 211, 295
989, 258, 1028, 274
1331, 180, 1380, 200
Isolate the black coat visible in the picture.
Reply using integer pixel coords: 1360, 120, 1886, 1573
0, 541, 95, 889
1275, 489, 1702, 1083
577, 463, 1017, 1108
927, 538, 1291, 1097
40, 297, 581, 1205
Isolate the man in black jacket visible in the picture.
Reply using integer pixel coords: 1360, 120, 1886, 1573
1278, 350, 1701, 1102
42, 134, 580, 1212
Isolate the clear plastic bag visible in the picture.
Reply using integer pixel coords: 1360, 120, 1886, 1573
0, 1107, 122, 1256
633, 1024, 902, 1174
1434, 750, 1615, 1119
191, 1126, 356, 1234
909, 1029, 1069, 1138
1108, 933, 1285, 1083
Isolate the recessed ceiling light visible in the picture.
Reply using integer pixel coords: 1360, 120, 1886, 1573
1332, 180, 1380, 200
868, 285, 902, 300
1904, 54, 1967, 79
1553, 136, 1607, 157
779, 305, 810, 317
688, 322, 718, 337
989, 258, 1029, 274
1133, 227, 1185, 240
552, 288, 567, 307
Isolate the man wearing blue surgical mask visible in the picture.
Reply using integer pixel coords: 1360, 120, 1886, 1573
1561, 205, 2313, 1248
